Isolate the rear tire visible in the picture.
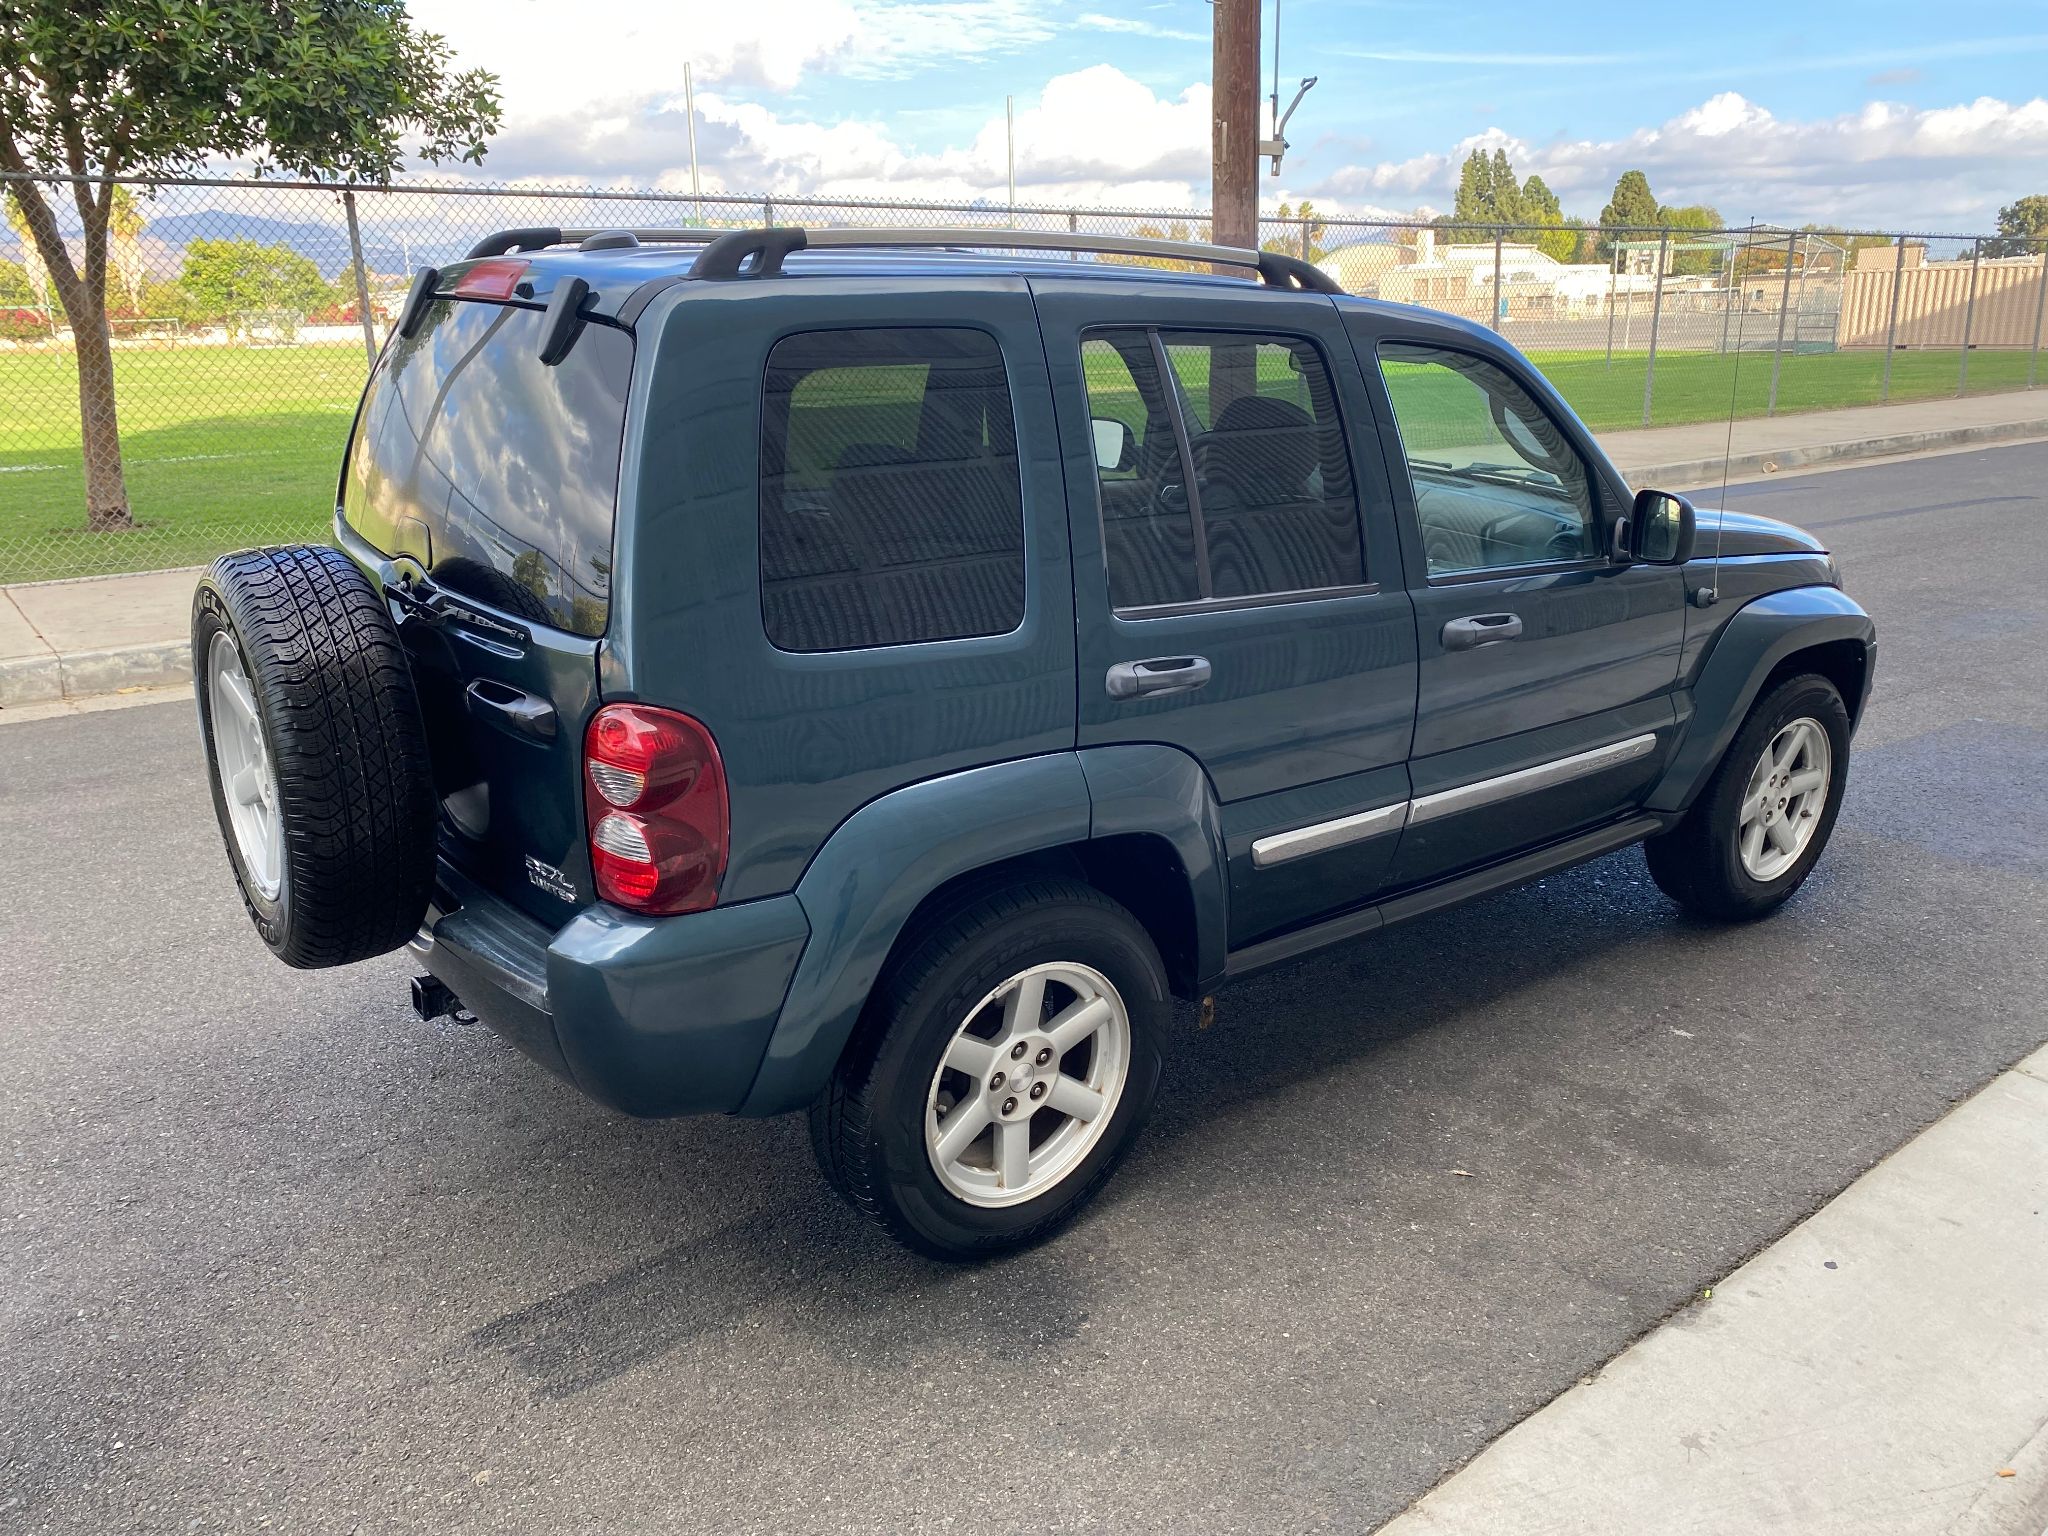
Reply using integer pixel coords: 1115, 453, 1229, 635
1645, 672, 1850, 922
193, 545, 437, 968
811, 879, 1168, 1260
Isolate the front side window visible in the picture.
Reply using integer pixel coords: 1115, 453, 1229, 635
1081, 328, 1365, 613
1377, 343, 1598, 578
759, 328, 1025, 652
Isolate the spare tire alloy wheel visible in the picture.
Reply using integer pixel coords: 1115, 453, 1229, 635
926, 961, 1132, 1207
206, 630, 283, 901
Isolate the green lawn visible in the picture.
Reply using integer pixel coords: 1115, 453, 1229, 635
3, 339, 2042, 584
1, 344, 364, 583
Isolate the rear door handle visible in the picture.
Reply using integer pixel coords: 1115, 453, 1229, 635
1105, 655, 1212, 700
465, 678, 558, 742
1442, 613, 1523, 651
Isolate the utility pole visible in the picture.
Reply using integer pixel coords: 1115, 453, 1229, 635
1211, 0, 1260, 253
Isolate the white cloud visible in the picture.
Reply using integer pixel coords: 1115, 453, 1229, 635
483, 65, 1220, 208
1336, 48, 1647, 66
1077, 12, 1207, 43
1314, 92, 2048, 228
407, 0, 1054, 110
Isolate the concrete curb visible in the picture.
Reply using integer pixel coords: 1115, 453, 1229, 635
0, 638, 191, 708
1617, 414, 2048, 489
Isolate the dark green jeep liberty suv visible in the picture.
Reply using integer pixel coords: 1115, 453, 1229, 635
193, 225, 1874, 1258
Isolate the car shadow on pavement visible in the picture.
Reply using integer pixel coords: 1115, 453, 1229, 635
465, 719, 2048, 1402
462, 847, 1697, 1399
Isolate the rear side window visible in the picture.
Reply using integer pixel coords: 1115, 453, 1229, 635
759, 328, 1025, 652
1080, 328, 1365, 613
342, 299, 631, 636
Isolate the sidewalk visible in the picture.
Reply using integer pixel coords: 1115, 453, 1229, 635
1, 566, 198, 712
4, 391, 2046, 713
1376, 1042, 2048, 1536
1606, 388, 2048, 488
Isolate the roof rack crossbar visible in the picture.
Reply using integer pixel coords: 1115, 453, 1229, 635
459, 223, 1342, 293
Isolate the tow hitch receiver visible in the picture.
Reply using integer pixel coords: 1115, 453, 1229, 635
411, 974, 466, 1023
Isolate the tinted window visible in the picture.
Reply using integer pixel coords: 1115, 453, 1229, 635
759, 328, 1025, 652
1377, 343, 1598, 578
1081, 328, 1364, 611
1081, 335, 1201, 609
342, 298, 631, 636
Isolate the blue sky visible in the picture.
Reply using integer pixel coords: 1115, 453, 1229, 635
407, 0, 2048, 229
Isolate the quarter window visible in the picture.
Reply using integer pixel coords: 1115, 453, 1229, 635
1081, 328, 1365, 612
759, 328, 1025, 652
1377, 343, 1599, 578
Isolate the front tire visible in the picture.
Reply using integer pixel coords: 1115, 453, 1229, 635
1645, 672, 1851, 921
811, 879, 1168, 1260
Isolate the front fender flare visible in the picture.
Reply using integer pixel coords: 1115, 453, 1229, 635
738, 754, 1092, 1115
1647, 585, 1875, 815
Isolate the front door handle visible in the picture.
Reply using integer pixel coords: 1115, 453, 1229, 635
1105, 655, 1212, 700
1442, 612, 1523, 651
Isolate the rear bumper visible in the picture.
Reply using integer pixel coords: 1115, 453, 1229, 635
412, 863, 811, 1116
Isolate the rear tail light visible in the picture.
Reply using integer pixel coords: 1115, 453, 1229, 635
583, 704, 728, 914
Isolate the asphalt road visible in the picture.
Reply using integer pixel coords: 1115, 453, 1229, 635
5, 442, 2046, 1535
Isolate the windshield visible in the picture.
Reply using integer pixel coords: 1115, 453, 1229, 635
341, 297, 632, 637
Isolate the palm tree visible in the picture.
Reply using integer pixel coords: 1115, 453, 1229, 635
108, 186, 148, 315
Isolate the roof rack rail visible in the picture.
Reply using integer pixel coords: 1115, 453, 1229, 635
460, 223, 1342, 294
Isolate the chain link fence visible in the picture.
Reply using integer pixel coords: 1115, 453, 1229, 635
4, 171, 2043, 584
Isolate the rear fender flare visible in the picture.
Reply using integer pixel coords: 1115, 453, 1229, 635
1077, 742, 1230, 990
740, 754, 1093, 1115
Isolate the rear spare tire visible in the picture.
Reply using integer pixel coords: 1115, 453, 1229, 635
192, 545, 437, 968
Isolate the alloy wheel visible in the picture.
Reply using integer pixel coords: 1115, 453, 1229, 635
1738, 715, 1831, 882
924, 961, 1132, 1208
208, 629, 283, 900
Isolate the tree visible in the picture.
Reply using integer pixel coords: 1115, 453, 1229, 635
0, 255, 33, 305
0, 3, 500, 531
1657, 203, 1725, 275
4, 190, 56, 332
1447, 148, 1528, 235
1449, 149, 1493, 240
1487, 149, 1526, 227
1597, 170, 1660, 259
179, 239, 333, 339
1516, 174, 1580, 261
1985, 195, 2048, 258
1263, 200, 1329, 264
107, 186, 146, 315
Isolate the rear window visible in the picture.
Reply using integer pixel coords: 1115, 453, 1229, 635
758, 327, 1025, 653
342, 298, 632, 637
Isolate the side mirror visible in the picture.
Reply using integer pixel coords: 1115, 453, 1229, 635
1630, 488, 1697, 565
1091, 417, 1136, 474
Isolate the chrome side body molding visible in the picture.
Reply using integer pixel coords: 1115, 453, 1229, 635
1249, 733, 1661, 868
1250, 801, 1408, 869
1406, 733, 1659, 827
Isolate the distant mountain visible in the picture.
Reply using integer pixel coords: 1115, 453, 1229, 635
146, 211, 416, 279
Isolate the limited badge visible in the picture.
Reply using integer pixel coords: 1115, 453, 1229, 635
523, 855, 576, 902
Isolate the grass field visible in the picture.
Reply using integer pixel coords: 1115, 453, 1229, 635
2, 339, 2041, 583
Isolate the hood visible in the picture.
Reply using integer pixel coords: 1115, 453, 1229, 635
1696, 507, 1828, 559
